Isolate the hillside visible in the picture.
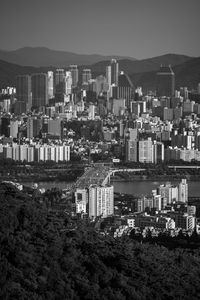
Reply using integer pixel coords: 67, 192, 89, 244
130, 57, 200, 92
0, 47, 136, 67
0, 60, 52, 89
1, 186, 200, 299
87, 53, 193, 76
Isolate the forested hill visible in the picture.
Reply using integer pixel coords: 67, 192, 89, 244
1, 184, 200, 299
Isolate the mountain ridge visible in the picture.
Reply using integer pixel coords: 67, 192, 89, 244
0, 47, 137, 67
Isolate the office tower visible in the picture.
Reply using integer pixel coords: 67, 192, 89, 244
156, 65, 175, 97
178, 179, 188, 203
31, 73, 48, 108
69, 65, 79, 88
106, 65, 111, 86
139, 138, 153, 163
55, 70, 72, 101
47, 71, 54, 100
16, 75, 32, 112
110, 59, 119, 86
65, 71, 72, 95
54, 69, 66, 102
112, 71, 134, 108
82, 69, 92, 85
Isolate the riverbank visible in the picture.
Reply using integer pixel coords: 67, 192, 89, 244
111, 175, 200, 181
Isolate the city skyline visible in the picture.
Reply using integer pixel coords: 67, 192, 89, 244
1, 0, 200, 59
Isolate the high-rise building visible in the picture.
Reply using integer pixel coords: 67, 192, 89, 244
65, 71, 72, 95
88, 185, 114, 218
152, 141, 164, 163
158, 182, 178, 205
156, 65, 175, 97
178, 179, 188, 203
106, 65, 111, 86
27, 116, 42, 139
82, 69, 92, 85
69, 65, 79, 88
112, 71, 134, 108
31, 73, 48, 108
47, 71, 54, 100
139, 138, 153, 163
16, 75, 32, 112
125, 129, 138, 162
110, 59, 119, 86
54, 69, 71, 102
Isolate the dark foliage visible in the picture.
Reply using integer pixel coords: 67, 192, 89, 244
1, 189, 200, 299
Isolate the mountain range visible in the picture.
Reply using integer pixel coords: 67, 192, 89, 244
0, 47, 136, 67
0, 47, 199, 91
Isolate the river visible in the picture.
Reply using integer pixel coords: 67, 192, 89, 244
22, 179, 200, 197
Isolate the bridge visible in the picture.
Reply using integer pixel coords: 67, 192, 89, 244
75, 166, 145, 189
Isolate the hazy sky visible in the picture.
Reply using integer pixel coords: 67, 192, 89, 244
1, 0, 200, 59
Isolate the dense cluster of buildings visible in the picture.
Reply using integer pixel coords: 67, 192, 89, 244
0, 58, 200, 164
0, 57, 200, 234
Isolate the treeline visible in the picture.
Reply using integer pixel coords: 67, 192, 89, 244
1, 185, 200, 299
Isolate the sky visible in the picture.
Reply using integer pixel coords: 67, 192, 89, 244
0, 0, 200, 59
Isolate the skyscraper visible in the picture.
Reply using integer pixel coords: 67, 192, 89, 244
65, 71, 72, 95
82, 69, 92, 85
54, 69, 72, 102
69, 65, 79, 88
16, 75, 32, 112
156, 65, 175, 97
31, 73, 48, 108
106, 65, 111, 86
47, 71, 54, 100
110, 59, 119, 86
112, 71, 134, 108
178, 179, 188, 203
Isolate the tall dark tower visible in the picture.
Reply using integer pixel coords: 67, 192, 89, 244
16, 75, 32, 112
156, 65, 175, 97
31, 73, 48, 108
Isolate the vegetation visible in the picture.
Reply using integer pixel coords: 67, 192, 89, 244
1, 183, 200, 299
